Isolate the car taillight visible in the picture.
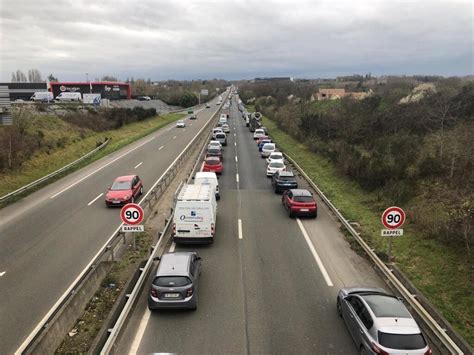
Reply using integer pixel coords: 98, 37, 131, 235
371, 343, 389, 355
150, 288, 158, 298
172, 223, 176, 236
186, 288, 193, 297
424, 348, 432, 355
211, 223, 215, 236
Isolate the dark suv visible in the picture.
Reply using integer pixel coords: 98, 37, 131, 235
272, 170, 298, 193
148, 252, 202, 310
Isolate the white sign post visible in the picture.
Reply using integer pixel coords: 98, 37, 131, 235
381, 206, 406, 262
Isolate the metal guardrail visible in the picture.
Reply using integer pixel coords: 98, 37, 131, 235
17, 100, 225, 354
100, 95, 225, 354
283, 153, 464, 355
0, 138, 110, 203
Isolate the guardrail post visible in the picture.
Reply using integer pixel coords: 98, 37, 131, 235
106, 245, 114, 262
121, 232, 126, 244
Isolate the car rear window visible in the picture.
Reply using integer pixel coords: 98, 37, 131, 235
216, 133, 226, 138
153, 276, 191, 287
269, 162, 284, 168
378, 332, 426, 350
279, 176, 296, 181
263, 144, 275, 150
293, 196, 314, 203
111, 180, 131, 190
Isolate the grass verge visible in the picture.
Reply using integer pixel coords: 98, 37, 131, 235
262, 115, 473, 346
0, 112, 184, 204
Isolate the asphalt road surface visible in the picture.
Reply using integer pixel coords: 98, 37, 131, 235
0, 97, 223, 353
113, 95, 385, 354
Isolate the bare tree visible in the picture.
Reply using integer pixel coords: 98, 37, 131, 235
27, 69, 43, 82
11, 70, 28, 82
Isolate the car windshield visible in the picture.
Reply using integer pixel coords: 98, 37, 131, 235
208, 149, 220, 154
153, 276, 191, 287
263, 144, 275, 150
378, 332, 426, 350
293, 195, 314, 203
110, 180, 131, 190
269, 162, 284, 168
206, 159, 220, 165
270, 154, 283, 159
216, 134, 225, 138
255, 130, 264, 134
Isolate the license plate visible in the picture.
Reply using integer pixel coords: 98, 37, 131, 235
113, 201, 120, 204
300, 209, 309, 212
164, 293, 180, 298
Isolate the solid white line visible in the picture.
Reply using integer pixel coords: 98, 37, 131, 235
169, 242, 176, 253
50, 136, 155, 199
234, 133, 236, 137
87, 193, 104, 206
158, 145, 164, 150
238, 219, 243, 239
0, 271, 6, 277
129, 309, 151, 354
173, 135, 177, 139
134, 162, 143, 169
236, 174, 239, 183
296, 218, 333, 287
234, 142, 237, 147
235, 156, 238, 163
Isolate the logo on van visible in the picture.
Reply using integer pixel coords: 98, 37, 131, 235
191, 211, 196, 216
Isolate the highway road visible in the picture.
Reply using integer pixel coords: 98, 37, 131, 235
0, 96, 223, 353
113, 95, 385, 354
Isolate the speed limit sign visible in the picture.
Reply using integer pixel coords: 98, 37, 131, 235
381, 206, 405, 229
120, 203, 144, 225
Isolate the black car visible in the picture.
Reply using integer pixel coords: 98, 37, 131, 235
272, 171, 298, 193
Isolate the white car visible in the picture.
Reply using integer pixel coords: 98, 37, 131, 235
266, 161, 286, 177
176, 120, 186, 128
267, 152, 284, 164
208, 140, 222, 150
261, 143, 276, 158
221, 124, 230, 133
253, 128, 265, 140
212, 128, 223, 139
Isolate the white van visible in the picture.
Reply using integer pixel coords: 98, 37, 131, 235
55, 92, 82, 102
194, 172, 220, 200
173, 184, 217, 244
30, 92, 53, 102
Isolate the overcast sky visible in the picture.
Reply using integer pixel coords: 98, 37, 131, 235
0, 0, 472, 81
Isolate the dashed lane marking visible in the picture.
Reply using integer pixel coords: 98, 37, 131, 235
134, 162, 143, 169
87, 193, 104, 206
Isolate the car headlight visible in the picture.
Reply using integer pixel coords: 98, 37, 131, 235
123, 195, 131, 200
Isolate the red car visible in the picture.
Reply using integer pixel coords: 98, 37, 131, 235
282, 189, 317, 218
202, 157, 223, 175
256, 135, 270, 146
105, 175, 143, 207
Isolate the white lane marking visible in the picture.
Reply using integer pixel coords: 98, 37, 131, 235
87, 193, 104, 206
236, 174, 239, 183
173, 135, 177, 139
234, 133, 236, 137
235, 156, 238, 163
238, 219, 243, 239
296, 218, 334, 287
169, 242, 176, 253
234, 142, 237, 147
50, 137, 156, 199
183, 129, 186, 131
158, 145, 164, 150
0, 271, 6, 277
134, 162, 143, 169
129, 309, 151, 354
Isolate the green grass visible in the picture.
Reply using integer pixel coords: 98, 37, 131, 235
262, 115, 474, 346
0, 112, 185, 199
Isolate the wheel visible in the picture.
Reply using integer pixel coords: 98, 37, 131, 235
312, 212, 317, 219
288, 210, 294, 218
336, 298, 342, 317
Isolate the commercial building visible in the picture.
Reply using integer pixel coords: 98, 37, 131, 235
50, 82, 131, 100
0, 82, 48, 101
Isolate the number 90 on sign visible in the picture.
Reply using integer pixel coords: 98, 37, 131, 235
381, 206, 405, 229
120, 203, 144, 225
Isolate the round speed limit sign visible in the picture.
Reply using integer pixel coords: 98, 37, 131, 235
120, 203, 144, 225
381, 206, 406, 229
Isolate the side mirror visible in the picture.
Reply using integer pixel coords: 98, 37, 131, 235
107, 186, 111, 190
197, 256, 202, 260
192, 176, 195, 180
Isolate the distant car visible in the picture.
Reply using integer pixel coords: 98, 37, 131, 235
258, 139, 272, 152
208, 140, 222, 150
214, 132, 227, 146
221, 124, 230, 133
260, 126, 269, 135
266, 161, 286, 177
272, 171, 298, 193
253, 128, 265, 140
212, 127, 223, 139
190, 114, 197, 120
337, 287, 432, 355
202, 156, 223, 175
205, 103, 211, 108
148, 252, 201, 310
137, 96, 151, 101
206, 147, 223, 161
261, 143, 276, 158
176, 120, 186, 128
105, 175, 143, 206
187, 109, 194, 114
282, 189, 317, 218
267, 152, 284, 164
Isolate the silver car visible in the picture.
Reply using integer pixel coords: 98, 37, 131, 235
148, 252, 202, 310
337, 287, 431, 355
